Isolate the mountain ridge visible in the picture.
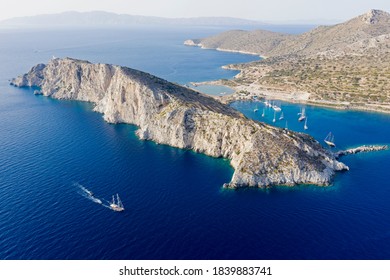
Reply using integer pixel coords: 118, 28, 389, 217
0, 11, 265, 28
187, 9, 390, 58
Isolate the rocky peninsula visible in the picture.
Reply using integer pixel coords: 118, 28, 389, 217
11, 57, 348, 188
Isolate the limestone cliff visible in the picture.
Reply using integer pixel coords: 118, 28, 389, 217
11, 58, 348, 187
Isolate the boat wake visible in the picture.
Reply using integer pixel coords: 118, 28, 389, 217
73, 182, 125, 211
74, 182, 104, 205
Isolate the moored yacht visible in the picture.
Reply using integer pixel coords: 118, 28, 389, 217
324, 132, 336, 147
304, 117, 308, 130
298, 108, 306, 122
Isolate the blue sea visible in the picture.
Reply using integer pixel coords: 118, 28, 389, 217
0, 27, 390, 260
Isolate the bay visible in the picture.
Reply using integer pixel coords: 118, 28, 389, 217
0, 27, 389, 260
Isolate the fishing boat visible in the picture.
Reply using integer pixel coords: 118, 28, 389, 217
272, 111, 276, 123
304, 117, 308, 130
324, 132, 336, 147
261, 107, 265, 117
279, 112, 284, 120
298, 108, 306, 122
110, 194, 125, 212
254, 105, 258, 112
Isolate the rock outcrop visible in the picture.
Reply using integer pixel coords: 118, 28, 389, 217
183, 39, 201, 47
11, 58, 348, 188
335, 145, 388, 158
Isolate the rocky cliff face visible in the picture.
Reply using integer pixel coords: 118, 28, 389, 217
11, 58, 348, 187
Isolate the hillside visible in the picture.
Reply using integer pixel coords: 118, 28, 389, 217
187, 10, 390, 112
226, 53, 390, 111
189, 10, 390, 58
185, 29, 292, 55
269, 9, 390, 58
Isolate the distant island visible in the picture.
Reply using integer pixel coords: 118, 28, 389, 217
185, 9, 390, 113
11, 58, 348, 188
0, 11, 264, 28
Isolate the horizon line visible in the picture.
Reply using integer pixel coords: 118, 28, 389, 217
0, 10, 347, 25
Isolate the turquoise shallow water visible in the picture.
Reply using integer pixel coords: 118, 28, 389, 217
189, 84, 235, 95
231, 100, 390, 150
0, 28, 390, 260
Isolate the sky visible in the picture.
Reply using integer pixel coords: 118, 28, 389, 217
0, 0, 389, 23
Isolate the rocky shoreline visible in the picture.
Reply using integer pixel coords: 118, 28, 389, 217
184, 39, 263, 57
11, 57, 349, 188
192, 77, 390, 114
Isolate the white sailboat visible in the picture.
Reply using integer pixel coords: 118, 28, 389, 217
324, 132, 336, 147
285, 120, 288, 130
272, 102, 282, 112
279, 111, 284, 120
110, 193, 125, 212
272, 111, 276, 123
261, 107, 265, 117
298, 108, 306, 122
254, 103, 258, 112
304, 117, 308, 130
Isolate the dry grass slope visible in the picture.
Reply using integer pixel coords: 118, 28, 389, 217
188, 9, 390, 112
